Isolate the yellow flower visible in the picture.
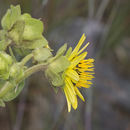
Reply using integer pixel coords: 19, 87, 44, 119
63, 34, 94, 112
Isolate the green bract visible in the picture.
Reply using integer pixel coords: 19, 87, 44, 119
33, 48, 52, 62
45, 56, 70, 87
0, 51, 12, 80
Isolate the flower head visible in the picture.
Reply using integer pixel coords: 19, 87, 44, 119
63, 34, 94, 112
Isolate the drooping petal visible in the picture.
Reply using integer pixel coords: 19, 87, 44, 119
64, 88, 71, 112
74, 87, 85, 102
65, 84, 75, 103
65, 77, 76, 95
72, 95, 78, 110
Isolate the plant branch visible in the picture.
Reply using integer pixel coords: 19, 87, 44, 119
20, 53, 33, 66
0, 63, 48, 98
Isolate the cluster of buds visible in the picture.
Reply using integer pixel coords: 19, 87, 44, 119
0, 5, 53, 106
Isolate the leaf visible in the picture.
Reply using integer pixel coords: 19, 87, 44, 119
65, 47, 72, 57
2, 81, 25, 102
56, 43, 67, 57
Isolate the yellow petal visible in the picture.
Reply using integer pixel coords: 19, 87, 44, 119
65, 84, 75, 103
66, 69, 79, 82
76, 83, 90, 88
68, 34, 86, 61
65, 77, 76, 95
69, 52, 87, 68
65, 85, 78, 110
74, 87, 85, 102
72, 95, 78, 110
64, 88, 71, 112
77, 42, 89, 55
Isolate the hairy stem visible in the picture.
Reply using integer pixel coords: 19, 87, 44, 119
0, 63, 48, 98
20, 53, 33, 66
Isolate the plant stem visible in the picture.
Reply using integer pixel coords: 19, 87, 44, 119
0, 63, 47, 98
21, 63, 47, 81
20, 53, 33, 66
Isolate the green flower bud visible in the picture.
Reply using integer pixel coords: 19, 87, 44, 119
33, 48, 52, 62
0, 52, 12, 80
19, 13, 44, 41
1, 5, 21, 30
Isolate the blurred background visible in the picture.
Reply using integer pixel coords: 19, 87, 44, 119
0, 0, 130, 130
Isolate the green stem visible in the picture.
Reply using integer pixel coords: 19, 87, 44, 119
18, 63, 47, 82
0, 63, 47, 98
20, 53, 33, 66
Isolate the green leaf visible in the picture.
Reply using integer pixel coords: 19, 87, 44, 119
2, 81, 25, 102
56, 43, 67, 57
1, 5, 21, 30
65, 47, 72, 57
